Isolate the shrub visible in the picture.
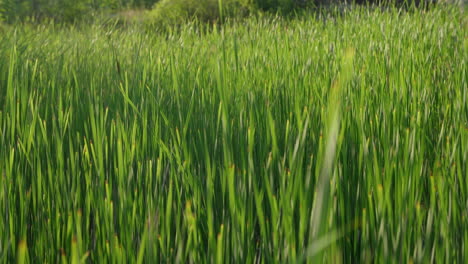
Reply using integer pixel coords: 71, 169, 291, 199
0, 0, 31, 22
0, 0, 92, 23
149, 0, 320, 27
252, 0, 302, 12
0, 0, 160, 23
150, 0, 250, 26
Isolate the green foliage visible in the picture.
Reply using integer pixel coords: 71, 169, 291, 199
0, 0, 3, 22
0, 0, 31, 22
99, 0, 160, 9
149, 0, 311, 25
0, 0, 161, 23
252, 0, 299, 12
0, 0, 92, 22
150, 0, 248, 26
55, 0, 93, 22
0, 5, 467, 263
132, 0, 159, 8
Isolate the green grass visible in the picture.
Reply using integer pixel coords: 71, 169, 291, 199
0, 5, 467, 263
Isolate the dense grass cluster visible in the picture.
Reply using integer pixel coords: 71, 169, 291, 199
0, 6, 467, 263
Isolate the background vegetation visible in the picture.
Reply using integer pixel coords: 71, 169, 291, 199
0, 0, 159, 22
0, 5, 466, 263
0, 0, 445, 24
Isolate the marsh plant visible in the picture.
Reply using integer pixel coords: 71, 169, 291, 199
0, 5, 466, 263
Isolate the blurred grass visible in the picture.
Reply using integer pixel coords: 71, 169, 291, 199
0, 5, 467, 263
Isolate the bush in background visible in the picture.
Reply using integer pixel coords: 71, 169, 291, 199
252, 0, 306, 12
150, 0, 250, 26
0, 0, 94, 22
0, 0, 453, 25
0, 0, 161, 23
149, 0, 313, 27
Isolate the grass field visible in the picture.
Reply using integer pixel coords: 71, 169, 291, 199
0, 5, 467, 263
